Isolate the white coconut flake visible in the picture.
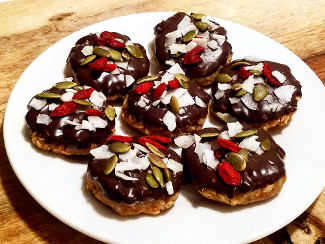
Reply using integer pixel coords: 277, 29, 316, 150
241, 93, 258, 110
244, 63, 264, 73
218, 83, 232, 91
110, 68, 120, 75
169, 43, 187, 54
161, 72, 175, 84
152, 100, 160, 106
174, 135, 195, 149
177, 92, 195, 107
161, 88, 187, 104
263, 94, 274, 103
244, 55, 264, 62
186, 41, 197, 52
227, 121, 243, 137
242, 76, 255, 93
179, 108, 186, 114
118, 149, 137, 161
192, 38, 207, 49
229, 97, 240, 104
162, 111, 177, 131
253, 76, 265, 84
256, 146, 264, 155
29, 98, 47, 110
167, 63, 185, 75
125, 40, 134, 46
65, 118, 81, 126
115, 171, 138, 181
165, 59, 176, 66
201, 48, 222, 63
165, 181, 174, 195
115, 61, 129, 70
239, 135, 260, 152
60, 92, 74, 102
202, 148, 219, 169
214, 90, 225, 100
81, 46, 93, 56
88, 116, 108, 128
219, 131, 230, 140
64, 77, 73, 82
48, 103, 59, 111
195, 96, 206, 107
165, 158, 183, 174
90, 145, 113, 159
36, 114, 52, 125
133, 143, 150, 154
89, 90, 106, 107
165, 30, 182, 46
201, 17, 218, 30
177, 15, 192, 32
207, 40, 219, 50
125, 75, 135, 87
274, 85, 296, 105
137, 95, 149, 108
81, 120, 95, 131
272, 70, 286, 83
181, 24, 198, 36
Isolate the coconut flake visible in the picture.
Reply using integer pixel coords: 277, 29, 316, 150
169, 43, 187, 54
137, 95, 150, 108
90, 145, 113, 159
241, 93, 258, 110
242, 76, 255, 93
165, 181, 174, 195
192, 38, 207, 49
115, 171, 138, 181
60, 92, 74, 102
244, 63, 264, 73
36, 114, 52, 125
133, 143, 150, 153
65, 118, 81, 126
201, 17, 218, 30
161, 88, 187, 104
81, 46, 93, 56
167, 63, 185, 75
179, 108, 186, 114
219, 131, 230, 140
239, 135, 260, 152
177, 92, 195, 107
214, 90, 225, 100
218, 83, 232, 91
272, 70, 286, 83
89, 90, 106, 107
125, 75, 135, 87
161, 72, 175, 84
165, 158, 183, 174
174, 135, 195, 148
29, 98, 47, 110
165, 59, 176, 66
181, 24, 198, 36
48, 103, 59, 111
202, 148, 219, 169
118, 149, 137, 161
207, 40, 219, 50
244, 55, 264, 62
88, 116, 108, 128
163, 111, 177, 131
186, 41, 197, 52
165, 30, 182, 46
263, 94, 274, 103
274, 85, 296, 105
152, 100, 160, 107
229, 97, 240, 104
177, 15, 192, 32
64, 77, 73, 82
215, 34, 226, 46
195, 96, 206, 107
125, 40, 134, 46
80, 120, 95, 131
227, 121, 243, 137
256, 146, 264, 155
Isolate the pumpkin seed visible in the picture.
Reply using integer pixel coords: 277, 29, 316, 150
235, 130, 258, 138
253, 83, 268, 101
200, 132, 220, 138
238, 148, 249, 163
37, 92, 60, 99
215, 73, 232, 83
109, 142, 131, 153
146, 173, 159, 188
136, 75, 159, 84
190, 13, 206, 20
249, 70, 262, 76
231, 83, 242, 91
80, 54, 96, 66
126, 45, 143, 58
216, 112, 237, 123
108, 49, 123, 61
235, 89, 248, 97
170, 95, 180, 115
72, 99, 92, 106
175, 73, 189, 83
260, 139, 271, 151
104, 105, 115, 121
73, 85, 85, 91
148, 153, 166, 168
226, 152, 246, 171
121, 51, 131, 60
146, 142, 165, 158
93, 47, 109, 58
230, 61, 251, 70
179, 79, 188, 88
195, 21, 212, 32
53, 81, 77, 89
183, 29, 199, 42
163, 168, 171, 181
170, 52, 183, 58
152, 166, 165, 187
104, 154, 118, 175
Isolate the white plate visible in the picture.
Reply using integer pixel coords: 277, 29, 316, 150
4, 12, 325, 244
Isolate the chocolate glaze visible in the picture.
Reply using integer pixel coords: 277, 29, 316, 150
87, 142, 184, 203
67, 33, 150, 99
25, 87, 115, 150
124, 73, 211, 134
154, 12, 232, 78
182, 126, 286, 198
211, 59, 302, 125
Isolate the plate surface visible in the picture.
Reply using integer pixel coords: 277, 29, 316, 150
4, 12, 325, 244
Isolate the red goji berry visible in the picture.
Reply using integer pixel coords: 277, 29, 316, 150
100, 31, 117, 39
95, 31, 117, 46
263, 63, 282, 86
135, 82, 152, 94
50, 101, 78, 117
107, 38, 126, 49
142, 135, 172, 144
218, 161, 241, 186
85, 108, 102, 116
238, 66, 251, 80
89, 58, 108, 71
103, 63, 117, 72
216, 138, 242, 153
137, 137, 167, 150
168, 79, 180, 89
153, 83, 166, 100
183, 46, 204, 65
73, 88, 94, 99
214, 150, 223, 159
108, 135, 133, 143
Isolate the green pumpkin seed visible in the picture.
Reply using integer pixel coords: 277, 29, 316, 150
200, 132, 220, 138
136, 75, 159, 84
216, 112, 237, 123
108, 49, 123, 61
170, 95, 180, 115
175, 73, 189, 82
230, 61, 251, 70
260, 139, 271, 151
109, 142, 131, 153
215, 73, 232, 83
37, 92, 60, 99
80, 54, 96, 66
195, 21, 212, 32
253, 83, 268, 101
152, 166, 165, 187
226, 152, 246, 171
146, 142, 165, 158
73, 85, 85, 91
93, 47, 109, 58
72, 99, 92, 106
235, 130, 258, 138
238, 148, 249, 164
249, 70, 262, 76
235, 89, 248, 97
190, 13, 206, 20
183, 29, 199, 42
104, 154, 118, 175
231, 83, 242, 91
163, 168, 171, 182
170, 52, 183, 58
126, 45, 143, 58
53, 81, 77, 89
148, 153, 166, 168
146, 173, 159, 188
104, 105, 115, 121
121, 51, 131, 60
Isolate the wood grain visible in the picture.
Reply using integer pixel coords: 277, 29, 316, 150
1, 0, 324, 243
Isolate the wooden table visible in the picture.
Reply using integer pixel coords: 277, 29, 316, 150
1, 0, 324, 243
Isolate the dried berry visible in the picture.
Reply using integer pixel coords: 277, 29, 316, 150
138, 137, 167, 150
88, 58, 117, 72
263, 63, 282, 86
85, 108, 103, 116
135, 82, 152, 94
183, 46, 204, 65
153, 83, 166, 100
218, 161, 241, 186
142, 135, 172, 144
217, 138, 242, 153
108, 135, 133, 143
238, 66, 251, 80
168, 79, 180, 89
73, 88, 95, 100
50, 101, 78, 117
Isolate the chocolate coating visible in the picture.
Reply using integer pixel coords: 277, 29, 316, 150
67, 32, 150, 99
211, 59, 302, 125
182, 126, 286, 198
154, 12, 232, 78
